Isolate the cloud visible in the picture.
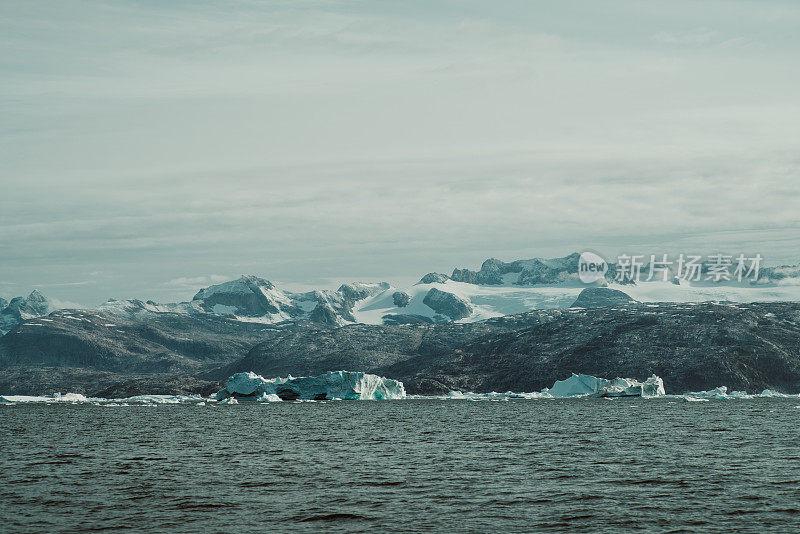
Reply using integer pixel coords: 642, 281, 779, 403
652, 29, 717, 45
164, 275, 231, 288
48, 298, 86, 310
1, 0, 799, 305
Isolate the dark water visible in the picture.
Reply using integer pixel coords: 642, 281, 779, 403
2, 399, 800, 533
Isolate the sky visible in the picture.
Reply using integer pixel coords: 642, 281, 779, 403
1, 0, 799, 306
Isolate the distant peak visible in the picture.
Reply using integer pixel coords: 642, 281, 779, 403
28, 289, 48, 300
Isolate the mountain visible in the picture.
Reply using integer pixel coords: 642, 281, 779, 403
3, 299, 800, 396
571, 287, 637, 308
4, 254, 800, 397
0, 308, 280, 375
6, 254, 800, 336
451, 254, 586, 285
100, 276, 392, 327
222, 301, 800, 395
0, 290, 52, 335
192, 275, 303, 318
5, 253, 768, 331
97, 254, 800, 328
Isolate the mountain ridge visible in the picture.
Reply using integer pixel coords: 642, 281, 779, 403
4, 253, 800, 334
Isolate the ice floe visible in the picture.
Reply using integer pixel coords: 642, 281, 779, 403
0, 393, 90, 404
4, 373, 800, 405
426, 374, 666, 400
0, 393, 207, 405
430, 391, 550, 401
683, 386, 800, 400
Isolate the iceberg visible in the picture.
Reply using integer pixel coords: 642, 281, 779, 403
217, 371, 406, 401
432, 375, 665, 400
255, 392, 283, 402
544, 373, 665, 398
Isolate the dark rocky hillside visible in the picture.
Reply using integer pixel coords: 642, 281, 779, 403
232, 302, 800, 395
0, 367, 222, 397
0, 309, 281, 375
3, 302, 800, 397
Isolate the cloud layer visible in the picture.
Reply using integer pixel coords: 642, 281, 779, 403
1, 0, 799, 304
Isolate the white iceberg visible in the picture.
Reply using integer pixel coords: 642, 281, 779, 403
255, 392, 283, 402
217, 371, 406, 401
544, 373, 665, 398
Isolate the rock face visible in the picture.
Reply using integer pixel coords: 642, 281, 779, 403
422, 288, 472, 321
325, 282, 390, 322
0, 290, 51, 335
392, 291, 411, 307
417, 272, 450, 284
338, 282, 390, 302
308, 301, 341, 326
571, 287, 636, 308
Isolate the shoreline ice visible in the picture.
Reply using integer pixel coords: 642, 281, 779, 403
3, 372, 799, 405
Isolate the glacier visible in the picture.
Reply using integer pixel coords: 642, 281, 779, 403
216, 371, 407, 401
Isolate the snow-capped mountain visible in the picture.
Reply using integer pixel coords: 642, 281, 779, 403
5, 253, 800, 333
97, 254, 800, 327
98, 276, 392, 327
0, 290, 52, 335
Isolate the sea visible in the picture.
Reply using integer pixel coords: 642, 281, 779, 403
2, 398, 799, 533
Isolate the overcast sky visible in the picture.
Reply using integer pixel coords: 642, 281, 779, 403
2, 0, 799, 306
